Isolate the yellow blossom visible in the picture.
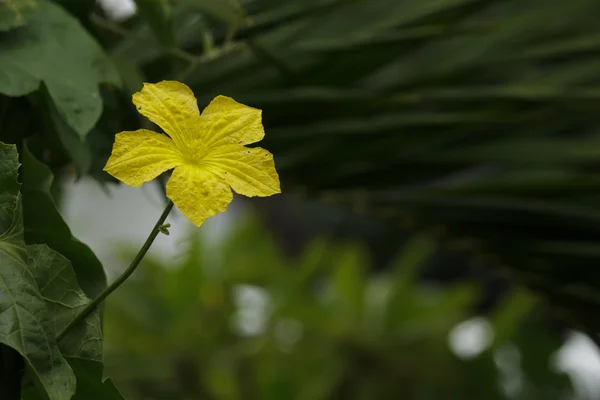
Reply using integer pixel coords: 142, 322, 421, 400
103, 81, 281, 226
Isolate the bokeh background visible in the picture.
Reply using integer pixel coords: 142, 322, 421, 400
13, 0, 600, 398
64, 177, 600, 400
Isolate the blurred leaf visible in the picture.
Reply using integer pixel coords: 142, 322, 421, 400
101, 214, 574, 399
112, 57, 146, 96
384, 235, 436, 329
391, 235, 436, 292
0, 0, 120, 137
0, 142, 75, 400
490, 290, 538, 348
177, 0, 242, 24
331, 245, 366, 321
0, 0, 37, 31
21, 142, 106, 299
134, 0, 176, 49
158, 1, 600, 330
168, 232, 204, 311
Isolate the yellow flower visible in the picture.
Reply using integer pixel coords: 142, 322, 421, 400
103, 81, 281, 226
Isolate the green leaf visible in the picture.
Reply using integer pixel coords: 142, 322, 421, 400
32, 87, 93, 176
23, 359, 124, 400
68, 358, 124, 400
490, 290, 538, 348
25, 245, 102, 361
332, 245, 366, 317
0, 142, 75, 400
21, 142, 106, 299
20, 245, 111, 399
4, 142, 111, 399
134, 0, 176, 49
112, 57, 146, 97
384, 235, 437, 331
0, 0, 120, 137
0, 0, 37, 31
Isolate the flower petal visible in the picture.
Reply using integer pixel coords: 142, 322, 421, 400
103, 129, 183, 187
166, 165, 233, 227
200, 96, 265, 149
202, 144, 281, 197
132, 81, 200, 149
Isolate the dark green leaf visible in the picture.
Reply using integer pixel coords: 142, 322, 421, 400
25, 245, 102, 361
0, 142, 75, 400
134, 0, 176, 49
22, 359, 124, 400
332, 245, 366, 318
490, 290, 538, 348
21, 143, 106, 299
0, 0, 120, 137
68, 358, 124, 400
39, 90, 93, 176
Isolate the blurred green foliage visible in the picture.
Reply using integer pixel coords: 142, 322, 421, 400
104, 215, 574, 400
2, 0, 600, 398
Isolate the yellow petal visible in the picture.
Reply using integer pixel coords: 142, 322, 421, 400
202, 144, 281, 197
132, 81, 200, 150
200, 96, 265, 149
104, 129, 183, 187
166, 165, 233, 227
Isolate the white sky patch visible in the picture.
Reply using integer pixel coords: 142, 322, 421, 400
97, 0, 137, 21
62, 177, 238, 277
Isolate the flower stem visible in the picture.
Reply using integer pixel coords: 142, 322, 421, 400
56, 200, 175, 343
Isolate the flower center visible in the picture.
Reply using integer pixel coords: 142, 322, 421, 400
181, 141, 208, 166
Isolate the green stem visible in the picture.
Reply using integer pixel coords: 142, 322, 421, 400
56, 201, 175, 343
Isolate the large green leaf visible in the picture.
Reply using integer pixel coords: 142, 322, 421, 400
23, 359, 125, 400
0, 0, 37, 31
21, 245, 106, 400
22, 245, 114, 399
2, 142, 118, 399
21, 143, 106, 299
0, 0, 120, 137
0, 143, 75, 400
25, 245, 102, 361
